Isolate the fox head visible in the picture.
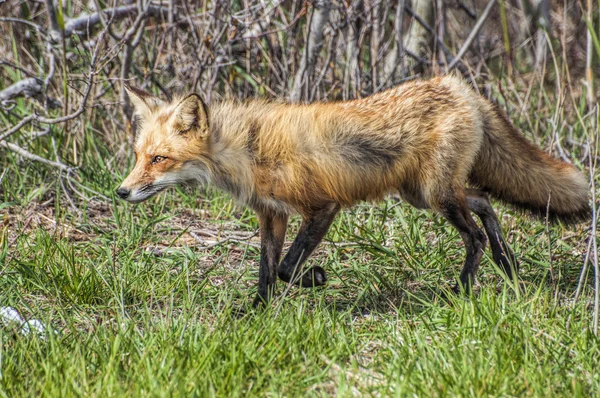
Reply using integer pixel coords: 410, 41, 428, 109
116, 85, 212, 203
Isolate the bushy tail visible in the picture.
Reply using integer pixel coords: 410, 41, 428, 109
469, 103, 590, 223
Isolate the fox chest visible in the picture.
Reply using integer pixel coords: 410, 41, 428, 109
250, 166, 295, 214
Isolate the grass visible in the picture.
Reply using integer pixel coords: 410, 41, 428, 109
1, 163, 598, 396
1, 43, 598, 397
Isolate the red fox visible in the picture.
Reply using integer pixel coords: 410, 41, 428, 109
117, 76, 590, 305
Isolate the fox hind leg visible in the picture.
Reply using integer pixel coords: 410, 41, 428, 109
435, 190, 488, 294
466, 188, 518, 280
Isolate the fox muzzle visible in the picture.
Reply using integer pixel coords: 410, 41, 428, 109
116, 187, 130, 199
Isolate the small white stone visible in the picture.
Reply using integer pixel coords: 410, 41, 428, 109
21, 320, 47, 335
0, 307, 24, 325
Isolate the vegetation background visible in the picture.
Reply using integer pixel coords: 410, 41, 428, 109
0, 0, 599, 395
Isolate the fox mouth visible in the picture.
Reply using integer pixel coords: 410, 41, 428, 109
126, 184, 168, 203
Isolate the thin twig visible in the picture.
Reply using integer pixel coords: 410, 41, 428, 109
0, 60, 37, 78
589, 135, 599, 335
574, 216, 595, 302
0, 140, 72, 171
448, 0, 497, 70
63, 5, 173, 37
0, 17, 46, 35
189, 231, 260, 250
0, 56, 97, 141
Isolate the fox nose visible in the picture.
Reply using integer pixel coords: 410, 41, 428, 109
116, 187, 130, 199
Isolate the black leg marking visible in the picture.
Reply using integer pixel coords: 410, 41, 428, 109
466, 189, 519, 280
278, 203, 340, 288
438, 195, 487, 294
253, 212, 288, 307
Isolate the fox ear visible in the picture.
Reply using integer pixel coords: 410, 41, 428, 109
174, 94, 209, 136
124, 83, 163, 119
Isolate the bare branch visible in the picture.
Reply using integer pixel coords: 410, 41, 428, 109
0, 77, 61, 110
0, 35, 99, 143
63, 5, 172, 37
383, 0, 406, 86
0, 78, 43, 103
0, 18, 45, 35
457, 1, 477, 19
290, 0, 331, 102
586, 0, 594, 109
0, 116, 36, 143
447, 0, 497, 70
403, 3, 463, 72
343, 1, 361, 100
0, 60, 38, 78
44, 0, 62, 42
0, 140, 72, 171
120, 3, 153, 122
404, 0, 434, 72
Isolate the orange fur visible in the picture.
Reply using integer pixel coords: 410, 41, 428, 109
117, 76, 590, 302
119, 76, 589, 221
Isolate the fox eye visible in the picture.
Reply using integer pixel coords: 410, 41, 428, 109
151, 155, 167, 165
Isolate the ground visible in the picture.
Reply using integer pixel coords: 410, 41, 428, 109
0, 174, 598, 396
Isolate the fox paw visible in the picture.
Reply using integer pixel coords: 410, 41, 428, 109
300, 266, 328, 288
252, 295, 267, 309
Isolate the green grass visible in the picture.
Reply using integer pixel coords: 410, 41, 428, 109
1, 166, 597, 396
1, 59, 598, 396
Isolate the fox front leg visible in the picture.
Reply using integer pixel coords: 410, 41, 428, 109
278, 203, 340, 288
253, 212, 288, 307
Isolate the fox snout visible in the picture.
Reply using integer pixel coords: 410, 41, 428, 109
115, 168, 158, 203
115, 179, 164, 203
115, 182, 146, 203
115, 187, 130, 200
